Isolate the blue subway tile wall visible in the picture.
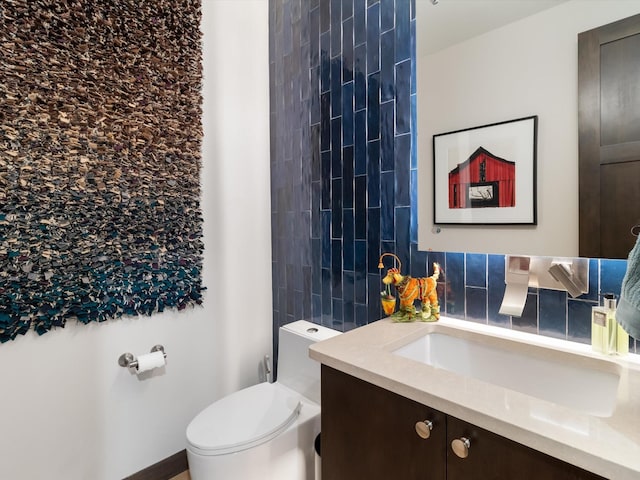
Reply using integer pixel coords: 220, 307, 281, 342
269, 0, 636, 354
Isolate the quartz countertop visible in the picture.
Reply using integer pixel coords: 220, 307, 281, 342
309, 317, 640, 479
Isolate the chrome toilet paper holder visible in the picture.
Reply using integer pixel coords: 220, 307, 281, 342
118, 345, 166, 370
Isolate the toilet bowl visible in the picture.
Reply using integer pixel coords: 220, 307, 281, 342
186, 320, 340, 480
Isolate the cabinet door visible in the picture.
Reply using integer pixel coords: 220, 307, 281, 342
321, 365, 446, 480
578, 13, 640, 259
446, 415, 606, 480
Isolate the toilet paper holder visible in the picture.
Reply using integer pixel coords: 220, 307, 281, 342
118, 345, 166, 370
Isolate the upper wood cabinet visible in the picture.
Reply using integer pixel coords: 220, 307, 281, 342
579, 13, 640, 259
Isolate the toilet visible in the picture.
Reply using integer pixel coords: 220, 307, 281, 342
186, 320, 340, 480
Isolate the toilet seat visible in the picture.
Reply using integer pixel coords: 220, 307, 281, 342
186, 382, 303, 456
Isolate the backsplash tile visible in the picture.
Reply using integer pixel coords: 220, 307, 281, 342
269, 0, 636, 358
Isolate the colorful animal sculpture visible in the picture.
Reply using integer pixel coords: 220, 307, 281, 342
382, 262, 441, 322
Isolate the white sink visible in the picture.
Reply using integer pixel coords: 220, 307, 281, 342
393, 332, 620, 417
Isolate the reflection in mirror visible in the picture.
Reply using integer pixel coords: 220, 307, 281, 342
416, 0, 640, 257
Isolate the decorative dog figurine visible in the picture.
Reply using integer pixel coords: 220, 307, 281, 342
381, 261, 441, 322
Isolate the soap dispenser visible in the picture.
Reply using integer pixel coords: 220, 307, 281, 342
591, 301, 608, 354
592, 294, 628, 355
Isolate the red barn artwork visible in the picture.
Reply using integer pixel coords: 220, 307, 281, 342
448, 147, 515, 209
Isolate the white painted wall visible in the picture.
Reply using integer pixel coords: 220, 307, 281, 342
0, 2, 272, 479
418, 0, 640, 256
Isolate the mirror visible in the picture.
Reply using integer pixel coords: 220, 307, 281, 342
416, 0, 640, 257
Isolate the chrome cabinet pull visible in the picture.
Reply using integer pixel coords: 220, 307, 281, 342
451, 437, 471, 458
415, 420, 433, 439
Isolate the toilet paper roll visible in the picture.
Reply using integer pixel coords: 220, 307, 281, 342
135, 351, 166, 373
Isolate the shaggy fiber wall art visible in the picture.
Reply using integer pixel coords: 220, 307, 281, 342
0, 0, 204, 342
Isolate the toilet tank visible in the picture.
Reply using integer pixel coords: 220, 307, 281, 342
277, 320, 341, 404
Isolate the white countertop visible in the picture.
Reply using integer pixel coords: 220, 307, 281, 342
309, 317, 640, 479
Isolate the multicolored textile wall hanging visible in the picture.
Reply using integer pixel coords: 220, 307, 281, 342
0, 0, 204, 342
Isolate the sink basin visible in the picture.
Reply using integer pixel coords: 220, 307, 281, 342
393, 332, 620, 417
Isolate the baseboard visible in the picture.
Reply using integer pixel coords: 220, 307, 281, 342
123, 449, 188, 480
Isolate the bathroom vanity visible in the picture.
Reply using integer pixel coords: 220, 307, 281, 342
309, 318, 640, 479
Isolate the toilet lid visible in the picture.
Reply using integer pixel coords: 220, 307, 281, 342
186, 382, 302, 456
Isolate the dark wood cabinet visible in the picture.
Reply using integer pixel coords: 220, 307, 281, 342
321, 366, 605, 480
321, 365, 446, 480
446, 415, 604, 480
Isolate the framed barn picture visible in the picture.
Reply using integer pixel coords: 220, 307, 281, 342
433, 116, 538, 225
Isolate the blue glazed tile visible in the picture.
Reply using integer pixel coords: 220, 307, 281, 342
410, 0, 416, 19
466, 287, 487, 324
343, 301, 355, 330
312, 239, 321, 293
322, 268, 332, 322
539, 289, 567, 339
380, 101, 395, 171
367, 140, 380, 208
355, 239, 367, 274
332, 178, 343, 238
380, 29, 395, 102
410, 167, 418, 211
394, 0, 410, 62
343, 82, 354, 146
354, 109, 367, 174
380, 171, 395, 241
320, 32, 330, 92
331, 117, 342, 177
466, 253, 486, 288
353, 0, 366, 46
512, 293, 538, 334
295, 290, 304, 320
343, 17, 354, 82
396, 207, 411, 270
303, 265, 312, 310
321, 92, 330, 150
410, 94, 417, 167
321, 151, 331, 209
395, 59, 411, 134
330, 0, 342, 57
367, 72, 380, 140
568, 299, 595, 345
410, 243, 428, 278
600, 258, 627, 299
381, 241, 395, 261
331, 58, 342, 117
395, 133, 411, 206
355, 272, 367, 308
487, 254, 509, 326
310, 67, 320, 124
283, 3, 292, 55
354, 175, 367, 239
326, 298, 344, 332
380, 0, 394, 32
354, 44, 367, 110
343, 0, 354, 20
366, 3, 380, 74
322, 211, 331, 268
355, 303, 368, 327
410, 20, 416, 95
311, 124, 321, 180
368, 273, 383, 322
342, 146, 354, 208
367, 207, 381, 273
320, 0, 330, 33
312, 294, 322, 323
332, 240, 343, 298
584, 258, 599, 302
344, 209, 355, 270
445, 252, 465, 318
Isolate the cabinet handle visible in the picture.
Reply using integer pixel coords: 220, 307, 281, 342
451, 437, 471, 458
415, 420, 433, 439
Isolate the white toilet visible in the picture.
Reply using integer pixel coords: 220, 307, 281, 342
186, 320, 340, 480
